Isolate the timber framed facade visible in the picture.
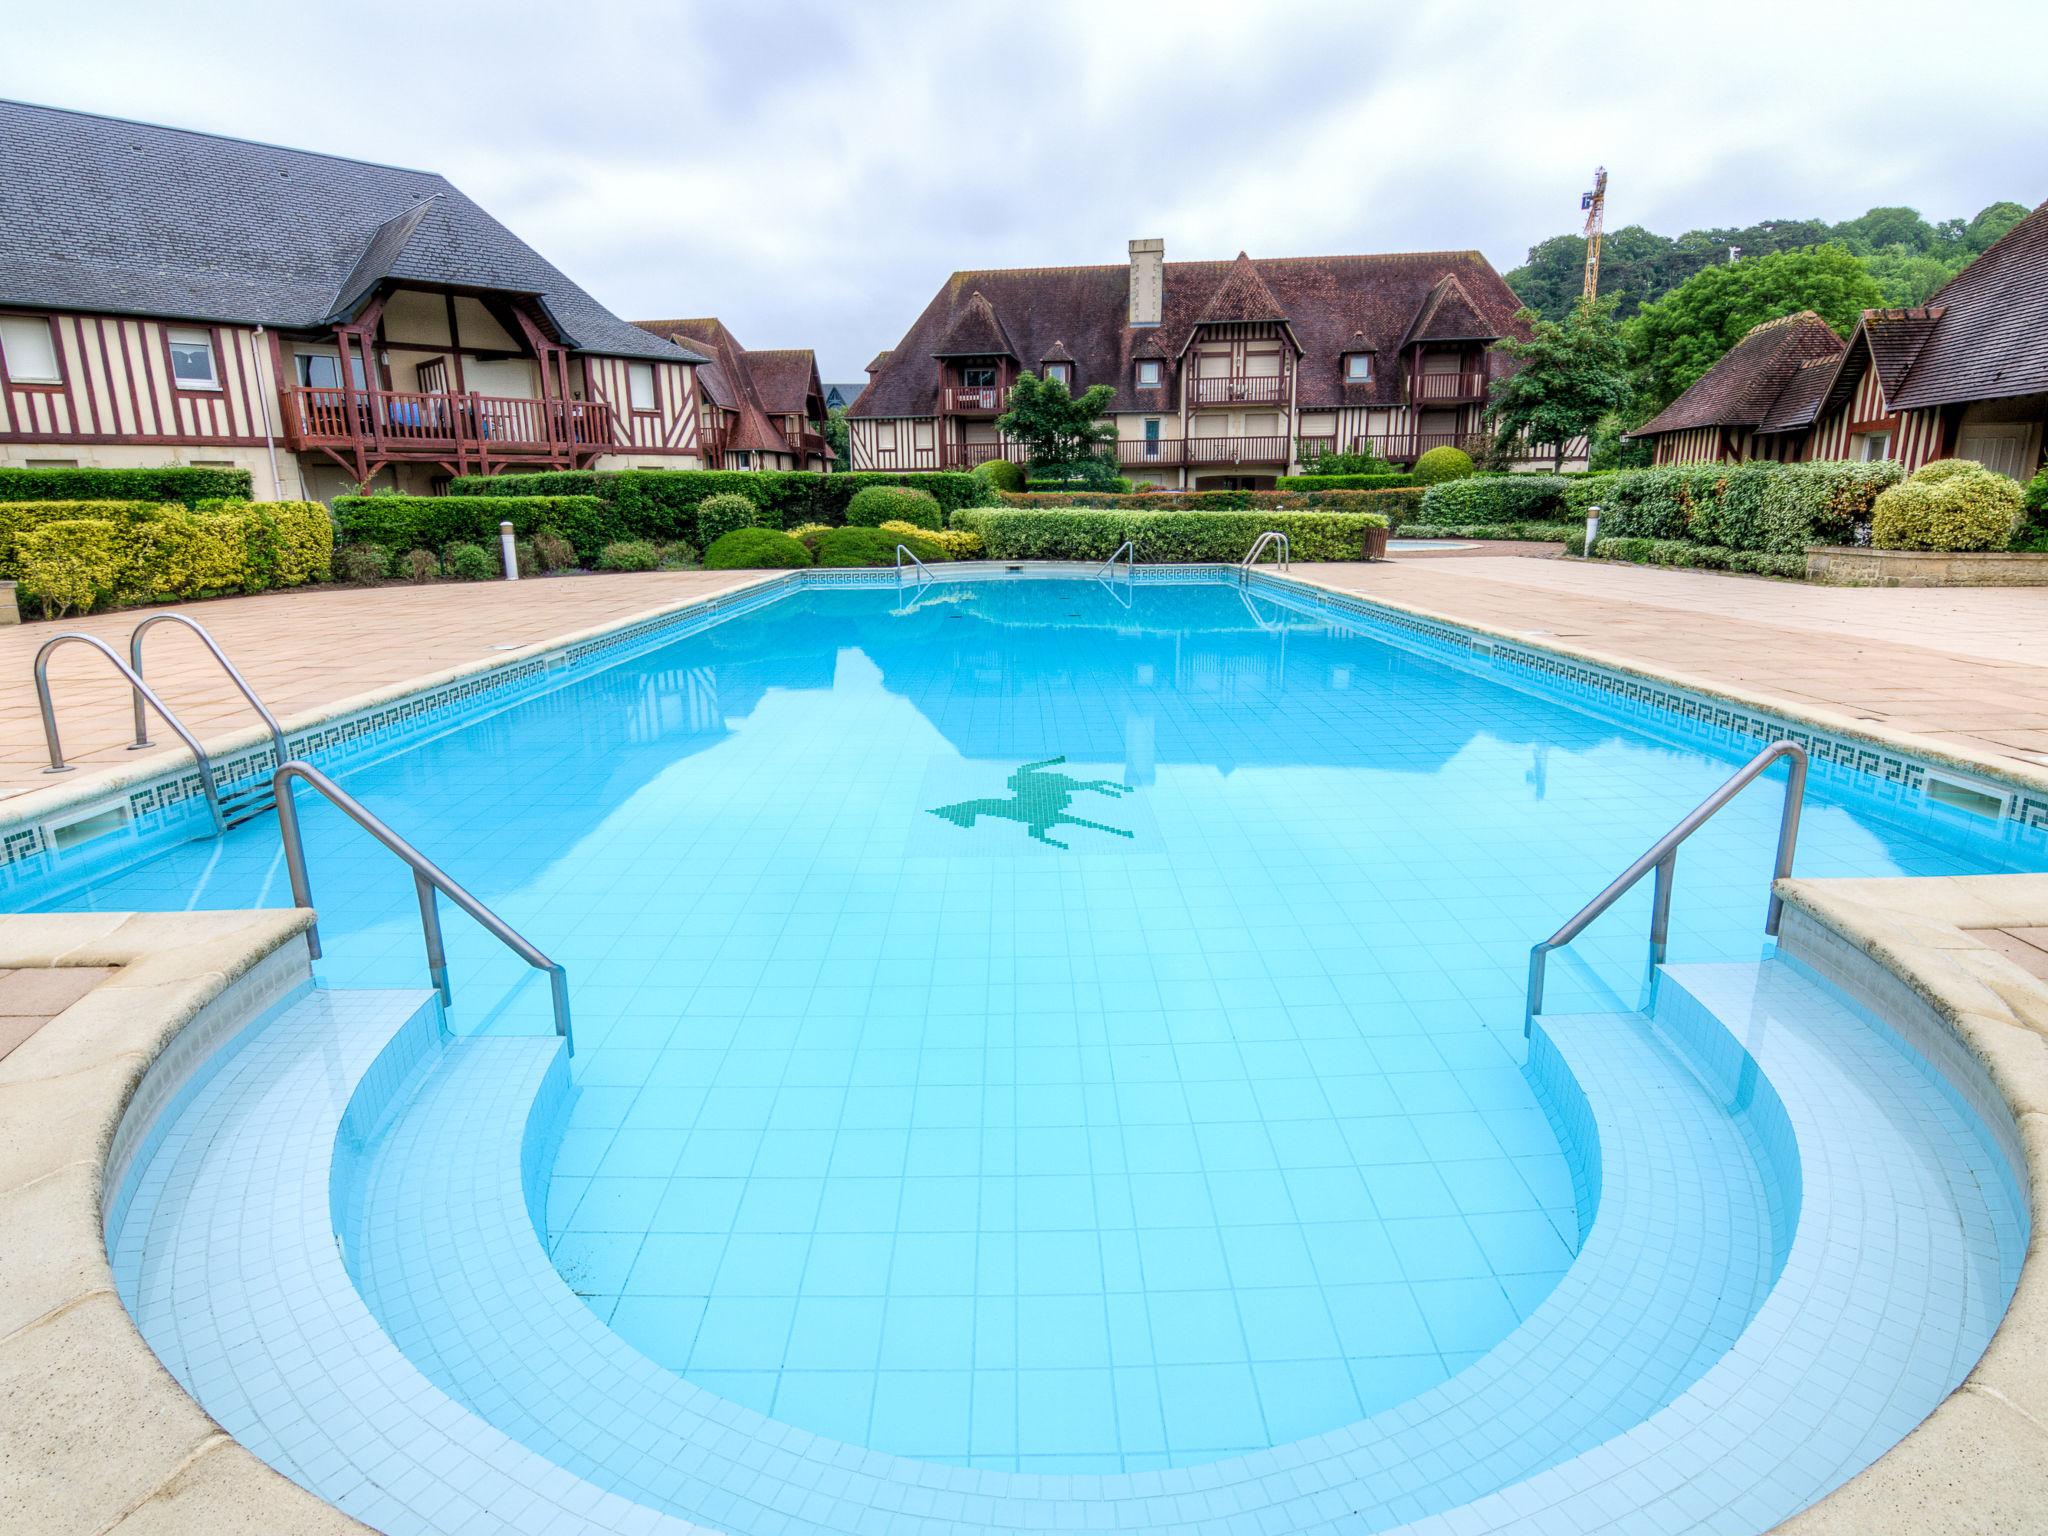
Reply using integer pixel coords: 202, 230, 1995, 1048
1634, 196, 2048, 482
847, 239, 1584, 488
634, 319, 834, 473
0, 100, 709, 501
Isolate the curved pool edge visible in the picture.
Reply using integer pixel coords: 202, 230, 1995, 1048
0, 907, 375, 1536
1765, 875, 2048, 1534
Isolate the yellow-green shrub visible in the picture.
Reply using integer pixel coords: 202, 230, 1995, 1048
881, 519, 982, 558
11, 500, 334, 616
16, 520, 128, 617
0, 500, 161, 577
1871, 461, 2023, 552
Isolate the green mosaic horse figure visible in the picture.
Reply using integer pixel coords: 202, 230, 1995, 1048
929, 756, 1133, 849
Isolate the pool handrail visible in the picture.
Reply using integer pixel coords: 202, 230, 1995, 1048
895, 543, 934, 586
128, 612, 289, 772
1242, 531, 1290, 571
1525, 738, 1807, 1036
271, 759, 574, 1054
1099, 539, 1136, 584
33, 632, 227, 833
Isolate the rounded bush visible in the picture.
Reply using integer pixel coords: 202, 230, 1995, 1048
702, 527, 814, 569
444, 542, 493, 580
532, 529, 577, 571
814, 525, 944, 567
846, 485, 943, 530
695, 492, 760, 548
597, 539, 660, 572
881, 519, 980, 559
1871, 462, 2024, 552
398, 548, 439, 582
1412, 446, 1475, 485
972, 458, 1025, 495
335, 544, 389, 585
655, 540, 698, 570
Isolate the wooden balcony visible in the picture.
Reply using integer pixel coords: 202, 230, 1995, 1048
1410, 371, 1490, 404
941, 384, 1008, 415
1116, 439, 1186, 466
1294, 435, 1338, 461
944, 441, 1029, 468
281, 386, 613, 466
1186, 434, 1291, 465
1352, 432, 1491, 463
1189, 375, 1287, 405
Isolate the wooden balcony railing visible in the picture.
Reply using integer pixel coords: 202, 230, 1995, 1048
1351, 432, 1492, 463
941, 384, 1008, 414
1186, 435, 1291, 464
1294, 435, 1338, 461
1189, 375, 1287, 405
1410, 371, 1490, 404
281, 386, 612, 456
1116, 439, 1186, 466
944, 441, 1030, 468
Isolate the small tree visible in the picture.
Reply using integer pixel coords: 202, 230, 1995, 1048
995, 371, 1116, 480
822, 406, 850, 471
1486, 298, 1633, 473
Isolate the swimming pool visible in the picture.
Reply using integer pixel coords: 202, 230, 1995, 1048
64, 571, 2032, 1532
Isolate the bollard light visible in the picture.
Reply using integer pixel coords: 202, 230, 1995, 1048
500, 520, 519, 581
1584, 506, 1601, 558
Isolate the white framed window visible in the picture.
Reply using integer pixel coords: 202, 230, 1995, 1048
167, 326, 220, 389
1853, 431, 1893, 462
876, 422, 898, 451
0, 316, 61, 384
730, 450, 752, 469
1135, 359, 1162, 387
1345, 353, 1373, 381
913, 421, 935, 449
628, 361, 657, 412
1045, 362, 1072, 386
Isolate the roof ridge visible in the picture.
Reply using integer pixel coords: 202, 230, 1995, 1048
937, 249, 1493, 284
0, 96, 444, 181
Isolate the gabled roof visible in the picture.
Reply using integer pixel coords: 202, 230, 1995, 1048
745, 348, 826, 417
854, 248, 1527, 417
0, 99, 693, 362
1193, 252, 1291, 327
637, 317, 796, 455
1862, 307, 1945, 398
1634, 311, 1847, 437
1755, 355, 1839, 434
1889, 197, 2048, 411
1400, 274, 1495, 347
932, 290, 1017, 358
1039, 339, 1077, 364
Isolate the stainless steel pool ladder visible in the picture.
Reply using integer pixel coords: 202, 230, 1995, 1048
1099, 540, 1136, 583
34, 614, 290, 831
272, 759, 574, 1054
1524, 739, 1808, 1036
1242, 531, 1290, 571
895, 543, 934, 587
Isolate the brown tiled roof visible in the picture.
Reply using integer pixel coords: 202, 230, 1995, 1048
853, 249, 1527, 418
1399, 275, 1494, 347
1193, 252, 1291, 327
933, 290, 1017, 358
1862, 307, 1945, 398
634, 316, 789, 455
1038, 339, 1076, 364
745, 348, 825, 417
1634, 311, 1847, 436
1890, 197, 2048, 411
1755, 355, 1838, 434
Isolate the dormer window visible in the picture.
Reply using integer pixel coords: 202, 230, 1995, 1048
1135, 359, 1162, 387
1045, 362, 1072, 386
1344, 352, 1373, 381
960, 364, 997, 388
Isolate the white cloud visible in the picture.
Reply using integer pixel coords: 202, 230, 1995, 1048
6, 0, 2045, 377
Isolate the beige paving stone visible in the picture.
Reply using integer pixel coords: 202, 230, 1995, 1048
0, 1160, 106, 1337
102, 1436, 371, 1536
0, 966, 111, 1015
0, 1054, 141, 1191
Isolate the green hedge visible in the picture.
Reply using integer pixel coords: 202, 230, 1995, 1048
815, 526, 946, 567
449, 469, 987, 538
702, 527, 813, 569
1418, 475, 1574, 524
996, 488, 1425, 522
845, 485, 943, 530
1274, 473, 1419, 491
950, 507, 1387, 563
1568, 531, 1808, 579
1398, 521, 1574, 541
12, 500, 332, 617
1560, 460, 1904, 553
332, 494, 611, 561
0, 464, 254, 508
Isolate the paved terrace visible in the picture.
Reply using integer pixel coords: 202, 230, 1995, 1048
6, 553, 2048, 810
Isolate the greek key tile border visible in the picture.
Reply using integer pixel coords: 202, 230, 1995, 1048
8, 564, 2047, 891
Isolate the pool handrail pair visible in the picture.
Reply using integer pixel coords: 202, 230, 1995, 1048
1242, 531, 1290, 571
33, 613, 291, 834
272, 759, 574, 1054
1525, 738, 1808, 1036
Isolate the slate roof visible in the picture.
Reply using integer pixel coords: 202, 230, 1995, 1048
1634, 312, 1847, 436
852, 249, 1527, 418
1755, 356, 1839, 435
1890, 197, 2048, 411
0, 99, 694, 363
746, 349, 826, 417
635, 319, 829, 459
932, 291, 1018, 358
823, 382, 864, 410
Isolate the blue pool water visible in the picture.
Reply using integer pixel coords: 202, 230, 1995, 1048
50, 575, 2039, 1489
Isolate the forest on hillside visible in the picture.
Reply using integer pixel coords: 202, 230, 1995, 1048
1506, 201, 2033, 323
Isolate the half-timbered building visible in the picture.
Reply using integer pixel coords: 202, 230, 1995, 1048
0, 101, 708, 501
847, 239, 1579, 487
1634, 197, 2048, 481
635, 319, 833, 472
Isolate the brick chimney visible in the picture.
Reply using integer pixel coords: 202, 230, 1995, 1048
1128, 238, 1164, 328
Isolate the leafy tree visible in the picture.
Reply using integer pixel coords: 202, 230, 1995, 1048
1625, 245, 1884, 414
822, 406, 850, 471
1862, 245, 1960, 306
1831, 206, 1936, 255
1485, 298, 1634, 472
1966, 201, 2029, 253
994, 370, 1116, 477
1504, 233, 1590, 323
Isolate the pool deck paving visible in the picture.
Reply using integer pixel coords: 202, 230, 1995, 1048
6, 552, 2048, 811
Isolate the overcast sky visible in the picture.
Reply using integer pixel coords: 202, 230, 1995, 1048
7, 0, 2046, 380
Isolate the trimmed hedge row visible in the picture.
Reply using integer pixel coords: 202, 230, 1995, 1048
0, 464, 254, 507
1275, 473, 1418, 491
11, 500, 332, 617
1560, 461, 1903, 554
333, 494, 611, 561
1398, 521, 1574, 541
951, 507, 1388, 563
448, 469, 988, 539
1418, 474, 1577, 524
1568, 531, 1808, 579
995, 488, 1426, 521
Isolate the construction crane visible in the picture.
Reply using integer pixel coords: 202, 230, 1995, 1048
1580, 167, 1608, 305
